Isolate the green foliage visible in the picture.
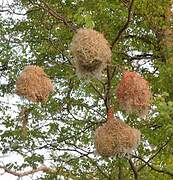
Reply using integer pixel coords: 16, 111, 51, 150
0, 0, 173, 179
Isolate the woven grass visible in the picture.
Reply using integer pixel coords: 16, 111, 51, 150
70, 28, 112, 79
116, 71, 151, 119
95, 109, 141, 157
16, 65, 53, 102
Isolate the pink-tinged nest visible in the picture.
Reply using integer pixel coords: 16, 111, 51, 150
16, 65, 54, 102
116, 71, 152, 119
95, 109, 141, 157
70, 28, 112, 79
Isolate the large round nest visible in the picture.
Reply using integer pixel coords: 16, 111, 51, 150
70, 28, 112, 79
16, 65, 54, 102
95, 109, 141, 157
116, 71, 152, 119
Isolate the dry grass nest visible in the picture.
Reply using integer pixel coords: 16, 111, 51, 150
16, 65, 54, 102
70, 28, 112, 79
95, 109, 141, 157
116, 71, 152, 119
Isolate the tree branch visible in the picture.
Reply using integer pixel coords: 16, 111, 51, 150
103, 65, 112, 113
129, 159, 139, 180
138, 134, 172, 171
0, 164, 74, 178
111, 0, 135, 49
90, 82, 105, 101
36, 1, 76, 32
133, 155, 173, 178
86, 156, 110, 179
118, 163, 125, 180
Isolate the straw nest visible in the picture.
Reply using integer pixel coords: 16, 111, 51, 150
16, 65, 53, 102
116, 71, 151, 119
70, 28, 112, 79
95, 109, 141, 157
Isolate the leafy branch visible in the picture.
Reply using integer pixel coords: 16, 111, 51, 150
111, 0, 135, 49
138, 134, 173, 171
132, 155, 173, 178
34, 0, 76, 32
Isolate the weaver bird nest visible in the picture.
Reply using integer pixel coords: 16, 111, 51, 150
70, 28, 112, 79
116, 71, 151, 119
95, 109, 141, 157
16, 65, 54, 102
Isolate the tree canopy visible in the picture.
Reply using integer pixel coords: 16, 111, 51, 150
0, 0, 173, 179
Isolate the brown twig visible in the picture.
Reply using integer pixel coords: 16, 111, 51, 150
90, 82, 105, 101
138, 134, 172, 171
132, 155, 173, 178
0, 164, 78, 178
19, 107, 31, 137
129, 159, 139, 180
86, 156, 110, 179
110, 65, 117, 81
104, 64, 121, 114
0, 165, 54, 177
36, 1, 76, 32
104, 65, 111, 112
111, 0, 135, 49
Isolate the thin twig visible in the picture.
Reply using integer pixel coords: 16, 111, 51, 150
104, 65, 111, 112
0, 165, 53, 177
90, 82, 105, 100
129, 159, 139, 180
132, 155, 173, 178
138, 134, 172, 171
36, 1, 76, 32
111, 0, 135, 49
86, 156, 110, 179
110, 65, 117, 81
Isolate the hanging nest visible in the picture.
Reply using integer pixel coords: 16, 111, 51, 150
16, 65, 54, 102
95, 109, 141, 157
116, 71, 152, 119
70, 28, 112, 79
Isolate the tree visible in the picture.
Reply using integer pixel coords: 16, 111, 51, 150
0, 0, 173, 179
